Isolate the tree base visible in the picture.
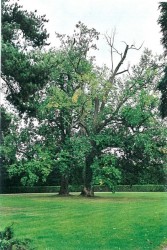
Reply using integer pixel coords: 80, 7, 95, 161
80, 187, 94, 197
58, 190, 69, 196
58, 193, 70, 196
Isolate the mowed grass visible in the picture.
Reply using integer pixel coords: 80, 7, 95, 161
0, 192, 167, 250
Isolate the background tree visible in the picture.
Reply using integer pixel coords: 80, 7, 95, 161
0, 107, 20, 191
119, 99, 167, 185
1, 0, 51, 114
158, 2, 167, 118
1, 0, 57, 192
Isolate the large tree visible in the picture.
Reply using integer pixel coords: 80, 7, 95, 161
34, 22, 99, 195
158, 2, 167, 118
43, 28, 166, 196
6, 22, 99, 195
3, 9, 166, 196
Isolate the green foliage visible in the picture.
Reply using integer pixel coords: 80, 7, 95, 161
2, 0, 49, 47
118, 123, 167, 185
55, 150, 72, 175
1, 0, 50, 114
47, 86, 72, 109
121, 90, 158, 127
1, 106, 12, 135
92, 155, 121, 191
8, 146, 53, 186
1, 114, 55, 187
0, 108, 19, 189
0, 225, 33, 250
158, 2, 167, 53
118, 70, 167, 185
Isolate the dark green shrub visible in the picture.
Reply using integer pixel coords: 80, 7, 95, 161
94, 184, 166, 192
0, 226, 33, 250
1, 186, 61, 194
115, 184, 166, 192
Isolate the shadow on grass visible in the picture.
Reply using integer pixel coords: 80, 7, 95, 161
2, 192, 166, 204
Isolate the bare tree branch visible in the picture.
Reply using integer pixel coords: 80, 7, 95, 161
112, 46, 122, 57
116, 69, 129, 75
99, 37, 143, 113
122, 41, 144, 51
129, 42, 144, 50
105, 29, 117, 73
110, 44, 129, 81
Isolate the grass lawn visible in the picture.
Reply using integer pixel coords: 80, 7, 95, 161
0, 192, 167, 250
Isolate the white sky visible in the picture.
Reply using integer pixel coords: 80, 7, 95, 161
18, 0, 164, 68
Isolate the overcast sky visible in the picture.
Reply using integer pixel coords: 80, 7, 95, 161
18, 0, 165, 66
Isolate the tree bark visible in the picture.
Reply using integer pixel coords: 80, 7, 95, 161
59, 175, 69, 195
80, 186, 94, 197
80, 151, 95, 197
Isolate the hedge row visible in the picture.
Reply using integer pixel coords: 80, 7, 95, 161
0, 186, 60, 194
94, 185, 167, 192
0, 184, 167, 194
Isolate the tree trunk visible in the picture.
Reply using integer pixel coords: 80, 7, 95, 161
80, 152, 95, 197
59, 175, 69, 195
80, 186, 94, 197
